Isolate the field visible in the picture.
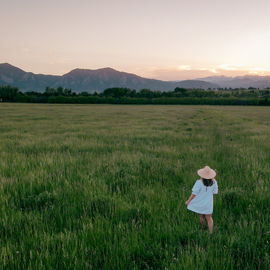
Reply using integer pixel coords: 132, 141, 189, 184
0, 103, 270, 269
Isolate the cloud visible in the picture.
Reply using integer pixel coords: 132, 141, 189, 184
177, 65, 192, 70
217, 64, 270, 75
140, 64, 270, 81
217, 64, 243, 71
248, 67, 270, 75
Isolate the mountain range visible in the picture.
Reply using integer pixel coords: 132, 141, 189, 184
0, 63, 218, 92
198, 75, 270, 89
1, 63, 270, 92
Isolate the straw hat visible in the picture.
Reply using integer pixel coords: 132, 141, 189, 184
197, 166, 216, 179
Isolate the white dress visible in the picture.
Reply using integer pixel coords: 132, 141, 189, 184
187, 179, 218, 214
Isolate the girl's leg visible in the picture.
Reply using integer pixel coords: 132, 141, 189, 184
199, 214, 205, 229
205, 214, 213, 234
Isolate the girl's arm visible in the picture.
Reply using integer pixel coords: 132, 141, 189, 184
185, 194, 196, 205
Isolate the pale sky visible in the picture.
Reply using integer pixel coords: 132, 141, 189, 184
1, 0, 270, 80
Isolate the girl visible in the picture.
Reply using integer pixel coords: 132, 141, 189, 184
185, 166, 218, 234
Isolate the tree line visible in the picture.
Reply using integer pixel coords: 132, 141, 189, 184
0, 85, 270, 105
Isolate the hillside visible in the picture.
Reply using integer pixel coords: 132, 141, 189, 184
0, 63, 218, 92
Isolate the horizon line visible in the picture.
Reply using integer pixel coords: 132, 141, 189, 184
2, 62, 270, 81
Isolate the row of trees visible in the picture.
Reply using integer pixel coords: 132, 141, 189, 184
0, 85, 270, 105
41, 86, 270, 98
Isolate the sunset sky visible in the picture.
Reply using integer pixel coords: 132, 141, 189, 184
1, 0, 270, 80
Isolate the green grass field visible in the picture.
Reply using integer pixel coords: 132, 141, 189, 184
0, 103, 270, 269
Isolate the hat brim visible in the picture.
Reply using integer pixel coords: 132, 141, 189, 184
197, 168, 216, 179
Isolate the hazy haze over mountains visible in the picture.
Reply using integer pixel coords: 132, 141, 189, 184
199, 75, 270, 89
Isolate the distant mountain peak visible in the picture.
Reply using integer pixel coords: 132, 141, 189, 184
0, 62, 24, 70
1, 62, 12, 67
99, 67, 117, 71
0, 62, 27, 78
64, 67, 118, 76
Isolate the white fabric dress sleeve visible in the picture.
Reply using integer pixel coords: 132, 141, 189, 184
213, 180, 218, 194
192, 180, 201, 195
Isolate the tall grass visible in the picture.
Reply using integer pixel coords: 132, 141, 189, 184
0, 104, 269, 269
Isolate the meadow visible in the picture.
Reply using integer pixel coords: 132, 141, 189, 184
0, 103, 269, 269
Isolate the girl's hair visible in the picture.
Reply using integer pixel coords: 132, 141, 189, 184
202, 178, 214, 187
